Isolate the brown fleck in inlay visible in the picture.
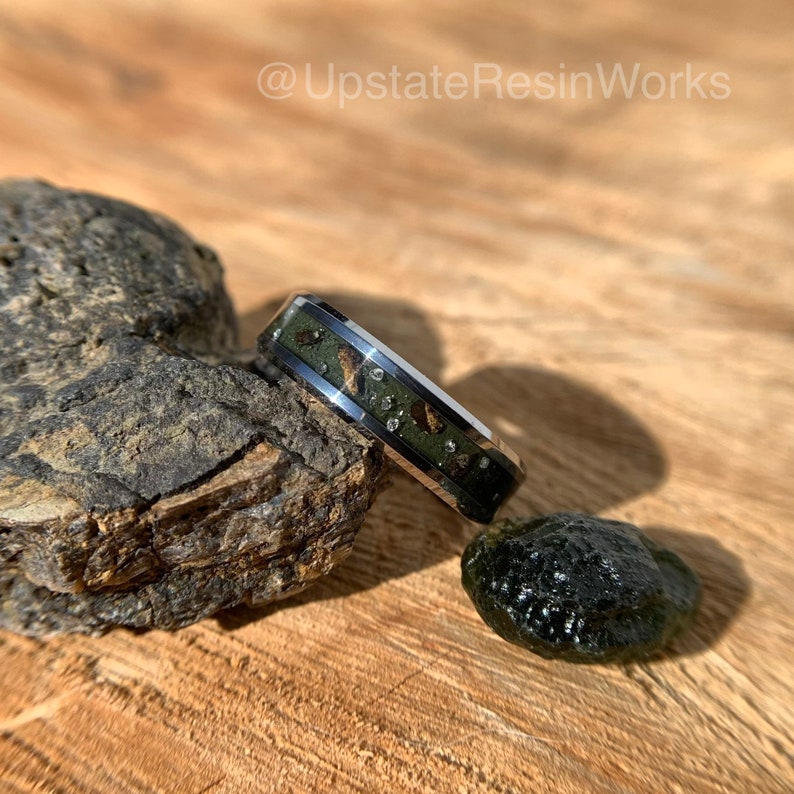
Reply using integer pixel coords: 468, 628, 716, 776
448, 452, 474, 479
338, 344, 364, 394
410, 400, 444, 434
296, 328, 323, 346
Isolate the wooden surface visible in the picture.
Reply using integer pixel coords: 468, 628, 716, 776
1, 1, 793, 792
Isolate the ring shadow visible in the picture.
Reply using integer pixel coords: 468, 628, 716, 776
215, 292, 749, 653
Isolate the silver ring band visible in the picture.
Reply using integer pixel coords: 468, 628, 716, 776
257, 291, 524, 523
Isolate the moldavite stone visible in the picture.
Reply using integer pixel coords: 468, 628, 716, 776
461, 512, 700, 663
0, 179, 388, 637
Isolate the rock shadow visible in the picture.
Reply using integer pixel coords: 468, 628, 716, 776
642, 525, 750, 658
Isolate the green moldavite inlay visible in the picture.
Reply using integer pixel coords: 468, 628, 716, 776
266, 309, 514, 520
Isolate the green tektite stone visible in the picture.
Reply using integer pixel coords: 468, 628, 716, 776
461, 512, 701, 663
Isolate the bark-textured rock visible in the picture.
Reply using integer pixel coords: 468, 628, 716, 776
0, 179, 388, 637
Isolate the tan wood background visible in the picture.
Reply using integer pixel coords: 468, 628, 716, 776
1, 0, 793, 791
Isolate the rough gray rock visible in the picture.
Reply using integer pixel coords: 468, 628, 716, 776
0, 179, 387, 637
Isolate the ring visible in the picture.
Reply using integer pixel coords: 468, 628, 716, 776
257, 292, 525, 523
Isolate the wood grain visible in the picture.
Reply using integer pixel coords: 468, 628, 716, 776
1, 0, 792, 791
